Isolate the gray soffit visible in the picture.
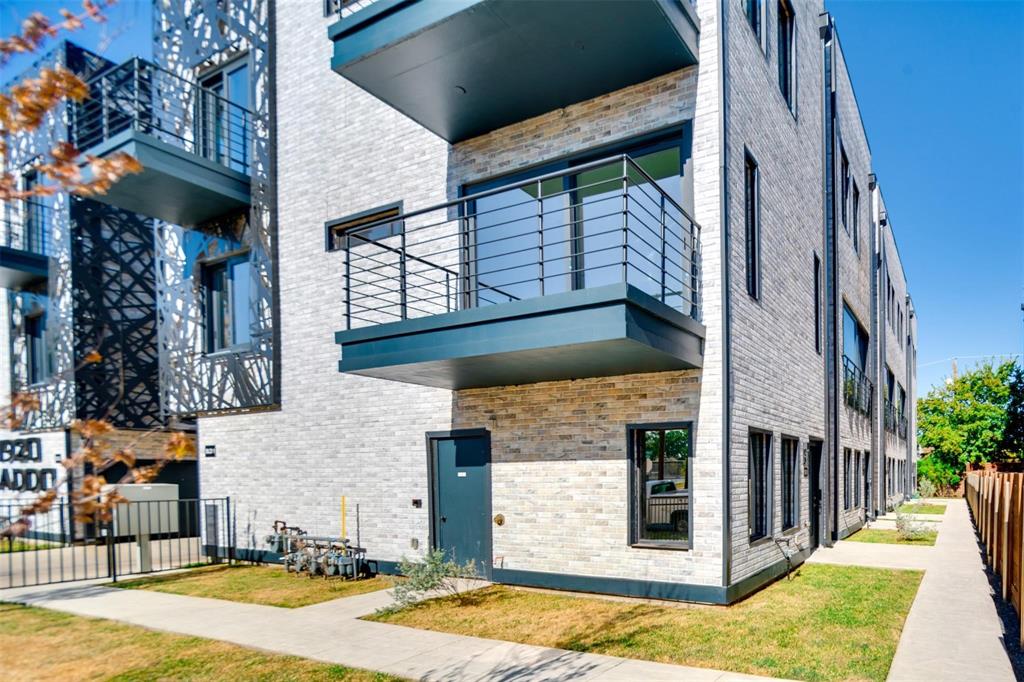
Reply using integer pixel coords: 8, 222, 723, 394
329, 0, 700, 142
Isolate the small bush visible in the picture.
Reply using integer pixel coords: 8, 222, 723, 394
916, 477, 937, 499
378, 548, 476, 614
895, 511, 929, 542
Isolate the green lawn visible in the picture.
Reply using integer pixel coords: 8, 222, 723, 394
114, 564, 393, 608
0, 602, 403, 681
846, 528, 937, 546
0, 539, 57, 553
898, 502, 946, 515
370, 563, 922, 682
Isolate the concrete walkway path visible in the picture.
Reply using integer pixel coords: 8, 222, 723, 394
1, 578, 786, 681
808, 498, 1015, 681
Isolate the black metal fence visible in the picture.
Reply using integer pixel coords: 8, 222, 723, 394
842, 355, 873, 416
72, 58, 252, 175
0, 200, 52, 256
341, 154, 702, 330
1, 497, 233, 589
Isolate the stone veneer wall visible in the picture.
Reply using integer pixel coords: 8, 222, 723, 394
453, 370, 721, 585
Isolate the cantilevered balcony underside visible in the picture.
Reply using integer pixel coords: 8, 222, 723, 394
329, 0, 700, 142
83, 129, 250, 226
74, 58, 252, 226
334, 154, 704, 390
0, 202, 51, 289
0, 247, 48, 289
336, 283, 704, 390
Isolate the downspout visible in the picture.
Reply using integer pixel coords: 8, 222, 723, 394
718, 0, 733, 588
868, 174, 880, 520
819, 13, 839, 546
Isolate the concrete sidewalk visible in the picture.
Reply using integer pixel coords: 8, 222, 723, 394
809, 498, 1015, 681
1, 578, 787, 681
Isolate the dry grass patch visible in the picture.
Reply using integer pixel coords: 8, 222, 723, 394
0, 602, 403, 681
114, 564, 392, 608
897, 502, 946, 515
371, 563, 922, 681
847, 528, 937, 546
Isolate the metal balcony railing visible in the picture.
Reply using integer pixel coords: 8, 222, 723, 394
883, 399, 909, 438
0, 201, 52, 256
72, 58, 252, 175
842, 356, 873, 416
339, 154, 702, 330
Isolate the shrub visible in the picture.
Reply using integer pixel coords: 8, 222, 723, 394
916, 477, 937, 500
378, 548, 476, 614
896, 510, 929, 542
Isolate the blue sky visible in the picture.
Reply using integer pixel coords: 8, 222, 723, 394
2, 1, 1022, 397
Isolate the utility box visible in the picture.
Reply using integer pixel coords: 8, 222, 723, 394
107, 483, 180, 536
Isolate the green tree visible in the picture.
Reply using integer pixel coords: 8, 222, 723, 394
917, 360, 1015, 488
1001, 362, 1024, 458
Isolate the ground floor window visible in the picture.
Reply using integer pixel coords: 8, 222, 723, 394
843, 448, 852, 509
781, 437, 799, 530
854, 450, 862, 508
749, 430, 772, 541
629, 423, 692, 548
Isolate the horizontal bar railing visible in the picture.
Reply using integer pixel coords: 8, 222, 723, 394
842, 355, 873, 416
0, 200, 52, 257
340, 154, 702, 331
72, 58, 253, 175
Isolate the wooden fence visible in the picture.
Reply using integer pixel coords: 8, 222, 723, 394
965, 470, 1024, 645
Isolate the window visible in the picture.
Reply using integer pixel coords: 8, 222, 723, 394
854, 450, 861, 507
744, 151, 760, 300
843, 448, 852, 510
840, 147, 850, 234
852, 182, 860, 253
630, 424, 692, 547
25, 306, 51, 385
777, 0, 795, 109
813, 253, 821, 354
781, 437, 799, 530
202, 253, 252, 353
744, 0, 762, 40
842, 304, 869, 371
862, 451, 871, 510
748, 430, 772, 541
327, 204, 403, 252
199, 60, 250, 173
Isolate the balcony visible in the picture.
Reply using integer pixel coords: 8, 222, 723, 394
0, 201, 51, 289
328, 0, 700, 142
842, 356, 873, 417
884, 400, 909, 439
334, 154, 704, 390
72, 59, 252, 226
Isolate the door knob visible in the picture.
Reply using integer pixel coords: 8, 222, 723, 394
441, 516, 447, 523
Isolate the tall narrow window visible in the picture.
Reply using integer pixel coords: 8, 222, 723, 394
203, 253, 252, 353
843, 448, 852, 509
744, 152, 760, 300
199, 60, 250, 173
25, 307, 51, 385
840, 147, 850, 234
749, 430, 772, 541
854, 451, 862, 507
852, 182, 860, 253
813, 253, 821, 354
630, 424, 692, 547
777, 0, 795, 109
745, 0, 761, 40
781, 437, 799, 530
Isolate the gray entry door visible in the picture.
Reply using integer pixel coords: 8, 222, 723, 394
429, 431, 491, 578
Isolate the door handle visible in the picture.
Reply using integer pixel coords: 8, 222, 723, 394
440, 516, 447, 523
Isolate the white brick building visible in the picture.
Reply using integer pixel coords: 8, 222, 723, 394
1, 0, 917, 603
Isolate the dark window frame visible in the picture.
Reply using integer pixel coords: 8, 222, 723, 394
748, 429, 773, 542
840, 146, 850, 235
326, 201, 405, 252
777, 0, 796, 110
813, 252, 821, 354
744, 0, 763, 42
627, 421, 695, 551
744, 150, 761, 300
843, 447, 852, 510
200, 248, 253, 355
25, 305, 51, 386
781, 436, 800, 531
852, 180, 860, 253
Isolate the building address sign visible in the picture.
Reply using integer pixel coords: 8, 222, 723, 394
0, 437, 58, 492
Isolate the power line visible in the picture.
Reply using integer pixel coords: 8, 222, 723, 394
918, 353, 1021, 369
